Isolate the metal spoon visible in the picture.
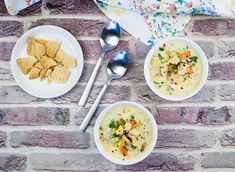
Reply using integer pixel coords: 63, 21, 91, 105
79, 21, 120, 107
79, 50, 128, 132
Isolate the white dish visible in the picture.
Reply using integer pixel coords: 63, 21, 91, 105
94, 101, 158, 165
144, 37, 208, 101
11, 25, 83, 98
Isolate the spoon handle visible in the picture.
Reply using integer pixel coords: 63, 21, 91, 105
79, 52, 105, 107
79, 81, 110, 132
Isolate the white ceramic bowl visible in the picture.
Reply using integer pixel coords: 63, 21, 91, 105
144, 37, 208, 101
94, 101, 158, 165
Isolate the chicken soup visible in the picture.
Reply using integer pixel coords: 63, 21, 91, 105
149, 42, 203, 97
99, 106, 153, 161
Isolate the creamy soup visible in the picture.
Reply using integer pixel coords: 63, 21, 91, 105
149, 42, 203, 97
99, 106, 153, 161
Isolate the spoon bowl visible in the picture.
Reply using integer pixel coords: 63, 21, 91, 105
100, 21, 120, 52
79, 50, 128, 132
107, 50, 128, 80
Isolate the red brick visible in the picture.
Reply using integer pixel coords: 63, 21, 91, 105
219, 84, 235, 101
208, 62, 235, 80
0, 21, 24, 37
218, 41, 235, 58
0, 85, 44, 104
79, 40, 130, 60
193, 19, 235, 36
0, 154, 26, 171
156, 129, 215, 148
136, 84, 216, 104
10, 130, 90, 149
31, 19, 130, 37
30, 153, 115, 171
45, 0, 102, 15
195, 40, 215, 58
0, 42, 15, 60
220, 129, 235, 146
0, 131, 6, 148
0, 1, 9, 16
0, 65, 14, 81
52, 84, 131, 104
202, 152, 235, 168
133, 40, 150, 60
0, 107, 70, 125
116, 153, 194, 171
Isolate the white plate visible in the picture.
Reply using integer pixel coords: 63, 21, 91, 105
144, 37, 208, 101
11, 25, 84, 98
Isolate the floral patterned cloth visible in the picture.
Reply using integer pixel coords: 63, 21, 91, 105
4, 0, 41, 15
95, 0, 235, 47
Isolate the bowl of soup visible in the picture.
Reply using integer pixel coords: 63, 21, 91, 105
144, 37, 208, 101
94, 101, 157, 165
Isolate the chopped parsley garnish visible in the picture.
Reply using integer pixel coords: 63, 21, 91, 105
159, 47, 164, 51
119, 118, 126, 126
158, 53, 163, 60
131, 115, 135, 119
189, 56, 198, 63
112, 133, 118, 138
99, 127, 103, 131
109, 120, 116, 128
172, 64, 178, 70
131, 145, 137, 149
192, 63, 196, 67
153, 81, 159, 84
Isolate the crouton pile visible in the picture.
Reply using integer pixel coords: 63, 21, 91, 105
17, 37, 77, 83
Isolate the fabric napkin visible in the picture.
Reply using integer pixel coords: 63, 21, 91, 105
4, 0, 41, 15
94, 0, 235, 47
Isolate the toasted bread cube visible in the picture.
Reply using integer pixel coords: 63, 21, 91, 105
27, 37, 46, 59
54, 49, 65, 62
35, 38, 48, 45
61, 54, 77, 68
17, 56, 38, 75
28, 67, 41, 80
45, 41, 61, 58
39, 68, 47, 81
40, 55, 57, 69
34, 62, 43, 69
50, 66, 69, 83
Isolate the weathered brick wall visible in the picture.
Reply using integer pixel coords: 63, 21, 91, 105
0, 0, 235, 171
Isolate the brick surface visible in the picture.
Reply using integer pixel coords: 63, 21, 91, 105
10, 130, 90, 149
0, 21, 24, 37
0, 42, 15, 61
133, 40, 151, 60
116, 153, 194, 171
30, 153, 115, 171
0, 131, 6, 148
201, 152, 235, 168
136, 84, 216, 104
79, 40, 130, 60
218, 41, 235, 58
0, 107, 69, 125
0, 1, 8, 16
195, 40, 215, 58
0, 86, 43, 104
219, 84, 235, 101
156, 106, 234, 125
193, 19, 235, 36
45, 0, 102, 15
208, 62, 235, 80
220, 129, 235, 146
52, 84, 131, 104
156, 129, 215, 148
0, 65, 14, 81
0, 154, 27, 171
31, 19, 130, 37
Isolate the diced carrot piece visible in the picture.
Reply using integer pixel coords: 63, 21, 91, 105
180, 51, 191, 59
130, 119, 137, 127
119, 143, 128, 156
187, 66, 193, 74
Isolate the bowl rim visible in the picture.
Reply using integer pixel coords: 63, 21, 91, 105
144, 37, 208, 101
94, 101, 158, 165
